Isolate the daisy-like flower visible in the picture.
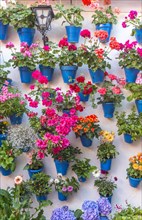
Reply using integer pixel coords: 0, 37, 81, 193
54, 179, 60, 184
57, 173, 62, 178
92, 169, 101, 178
14, 175, 23, 185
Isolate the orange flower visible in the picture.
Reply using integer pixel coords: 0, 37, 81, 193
138, 165, 142, 171
133, 163, 139, 170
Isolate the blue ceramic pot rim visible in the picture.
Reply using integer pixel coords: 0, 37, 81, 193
17, 27, 35, 32
129, 176, 141, 181
60, 65, 78, 71
135, 99, 142, 103
28, 166, 43, 172
0, 20, 9, 25
89, 68, 103, 72
66, 25, 82, 28
39, 64, 54, 69
96, 23, 112, 27
102, 102, 114, 105
124, 67, 140, 71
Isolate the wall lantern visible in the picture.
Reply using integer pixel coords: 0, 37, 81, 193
31, 5, 54, 45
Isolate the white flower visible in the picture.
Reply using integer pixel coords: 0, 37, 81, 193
57, 173, 62, 178
92, 169, 101, 178
7, 0, 16, 4
54, 179, 60, 184
0, 1, 7, 9
14, 175, 23, 185
49, 178, 54, 184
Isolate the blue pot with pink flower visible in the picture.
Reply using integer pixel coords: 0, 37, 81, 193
19, 67, 33, 83
17, 28, 35, 46
0, 21, 9, 40
39, 65, 54, 82
89, 69, 104, 84
9, 114, 23, 125
36, 194, 47, 202
124, 67, 140, 83
78, 92, 89, 102
60, 65, 78, 84
135, 29, 142, 44
54, 160, 69, 176
66, 26, 81, 43
102, 102, 115, 118
58, 192, 67, 201
96, 23, 112, 43
80, 134, 92, 147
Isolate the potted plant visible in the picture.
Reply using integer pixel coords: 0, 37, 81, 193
115, 108, 142, 144
117, 40, 142, 83
0, 2, 11, 40
0, 61, 11, 89
97, 73, 125, 118
51, 206, 76, 220
6, 42, 38, 83
27, 172, 52, 202
0, 120, 9, 147
24, 150, 44, 178
125, 83, 142, 114
71, 158, 97, 182
55, 4, 84, 43
97, 130, 119, 171
69, 75, 97, 103
126, 153, 142, 188
58, 37, 84, 84
0, 140, 21, 176
122, 10, 142, 44
9, 3, 36, 45
7, 124, 38, 152
53, 174, 80, 201
97, 197, 112, 219
92, 6, 118, 42
73, 114, 101, 147
94, 177, 117, 203
80, 30, 120, 83
0, 86, 27, 124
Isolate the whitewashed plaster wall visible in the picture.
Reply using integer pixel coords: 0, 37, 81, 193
0, 0, 142, 218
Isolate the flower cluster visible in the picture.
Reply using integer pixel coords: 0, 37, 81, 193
122, 10, 142, 30
97, 197, 112, 216
127, 153, 142, 179
51, 206, 76, 220
99, 130, 115, 143
81, 200, 100, 220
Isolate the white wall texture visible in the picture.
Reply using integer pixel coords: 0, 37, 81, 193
0, 0, 142, 218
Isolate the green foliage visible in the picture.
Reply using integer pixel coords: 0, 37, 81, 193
94, 177, 117, 197
92, 6, 118, 25
0, 5, 11, 24
125, 83, 142, 101
24, 151, 43, 170
115, 108, 142, 140
55, 4, 84, 26
72, 158, 97, 179
97, 142, 119, 162
0, 61, 11, 88
74, 209, 83, 220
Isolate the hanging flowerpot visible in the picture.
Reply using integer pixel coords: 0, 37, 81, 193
39, 65, 54, 82
28, 166, 44, 178
96, 23, 112, 43
100, 216, 109, 220
89, 69, 104, 84
135, 28, 142, 44
78, 92, 89, 102
58, 192, 67, 201
36, 195, 47, 202
78, 176, 86, 182
100, 195, 112, 204
100, 159, 112, 171
9, 114, 23, 125
17, 27, 35, 46
65, 26, 81, 43
0, 21, 9, 40
19, 67, 33, 84
0, 134, 7, 147
128, 176, 141, 188
1, 167, 12, 176
60, 65, 78, 84
124, 67, 140, 83
102, 102, 115, 118
135, 100, 142, 114
80, 134, 92, 147
54, 160, 69, 176
124, 133, 133, 144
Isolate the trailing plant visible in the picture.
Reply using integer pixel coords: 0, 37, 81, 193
126, 153, 142, 179
0, 2, 12, 24
125, 83, 142, 101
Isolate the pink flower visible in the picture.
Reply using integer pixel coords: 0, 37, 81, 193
43, 45, 50, 51
20, 100, 25, 105
98, 88, 107, 95
20, 42, 28, 48
29, 100, 39, 108
80, 29, 91, 38
114, 7, 120, 14
45, 108, 56, 117
56, 95, 63, 103
128, 10, 137, 20
30, 84, 35, 90
67, 186, 73, 192
112, 86, 121, 94
137, 47, 142, 57
27, 111, 38, 118
117, 78, 126, 86
29, 43, 38, 49
70, 108, 76, 116
32, 70, 41, 79
89, 2, 99, 9
42, 91, 50, 99
107, 74, 117, 81
6, 42, 14, 48
122, 22, 127, 28
68, 44, 77, 51
42, 99, 52, 107
36, 139, 47, 150
38, 75, 48, 84
23, 51, 32, 57
62, 138, 70, 147
37, 151, 45, 159
62, 186, 67, 192
58, 38, 68, 47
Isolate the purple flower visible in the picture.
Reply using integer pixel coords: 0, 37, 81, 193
97, 197, 112, 216
81, 208, 100, 220
62, 187, 67, 192
6, 42, 14, 48
20, 42, 28, 47
67, 186, 73, 192
51, 206, 76, 220
122, 22, 127, 28
23, 51, 32, 57
82, 201, 98, 211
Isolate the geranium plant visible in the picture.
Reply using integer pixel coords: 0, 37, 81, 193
0, 61, 11, 89
24, 150, 44, 171
126, 153, 142, 179
125, 83, 142, 101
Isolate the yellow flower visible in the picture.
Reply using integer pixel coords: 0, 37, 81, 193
3, 121, 9, 125
133, 163, 139, 170
138, 165, 142, 171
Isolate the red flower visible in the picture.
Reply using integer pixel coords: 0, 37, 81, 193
95, 48, 104, 59
27, 111, 38, 118
52, 147, 62, 155
82, 0, 91, 5
76, 104, 84, 112
29, 100, 39, 108
98, 88, 107, 95
58, 38, 68, 47
112, 86, 121, 94
103, 0, 111, 5
94, 30, 108, 41
32, 70, 41, 79
80, 29, 91, 38
76, 76, 85, 83
107, 74, 117, 81
38, 75, 48, 84
68, 44, 77, 51
101, 170, 108, 175
43, 45, 50, 51
109, 38, 121, 50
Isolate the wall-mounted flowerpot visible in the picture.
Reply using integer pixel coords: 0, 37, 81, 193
28, 166, 44, 178
124, 67, 140, 83
89, 69, 104, 84
36, 195, 47, 202
100, 195, 112, 204
39, 65, 54, 82
100, 158, 112, 171
96, 23, 112, 43
135, 100, 142, 114
80, 134, 92, 147
22, 147, 30, 153
17, 27, 35, 46
124, 133, 133, 144
78, 176, 86, 182
19, 67, 33, 84
65, 26, 81, 43
9, 114, 23, 125
128, 176, 141, 188
0, 134, 7, 147
135, 28, 142, 44
58, 192, 67, 201
0, 21, 9, 40
100, 216, 109, 220
60, 65, 78, 84
54, 160, 69, 176
78, 92, 89, 102
1, 167, 12, 176
102, 102, 115, 118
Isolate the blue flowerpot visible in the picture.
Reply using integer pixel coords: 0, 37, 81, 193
135, 28, 142, 44
17, 27, 35, 46
28, 166, 44, 178
0, 21, 9, 40
22, 147, 30, 153
19, 67, 33, 84
89, 69, 104, 83
0, 134, 7, 147
62, 109, 71, 115
135, 100, 142, 114
1, 167, 12, 176
58, 192, 67, 201
78, 176, 86, 182
96, 23, 112, 43
124, 67, 140, 83
36, 195, 47, 202
78, 92, 89, 102
80, 134, 92, 147
102, 102, 115, 118
60, 65, 78, 84
124, 133, 133, 144
100, 216, 109, 220
54, 160, 69, 176
65, 26, 81, 43
100, 195, 112, 204
129, 176, 141, 188
39, 65, 54, 82
100, 159, 112, 171
9, 114, 23, 125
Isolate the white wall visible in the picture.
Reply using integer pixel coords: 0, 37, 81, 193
0, 1, 142, 218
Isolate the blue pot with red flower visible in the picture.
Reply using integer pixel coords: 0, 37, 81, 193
124, 67, 140, 83
78, 92, 89, 102
0, 134, 7, 147
80, 134, 92, 147
124, 133, 133, 144
36, 195, 47, 202
54, 160, 69, 176
1, 167, 12, 176
60, 65, 78, 84
9, 114, 23, 125
58, 192, 67, 201
28, 166, 44, 178
17, 28, 35, 46
66, 26, 81, 43
100, 159, 112, 171
39, 65, 54, 82
0, 21, 9, 40
96, 23, 112, 43
128, 176, 141, 188
135, 100, 142, 114
89, 69, 104, 83
102, 102, 115, 118
135, 28, 142, 44
19, 67, 33, 84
